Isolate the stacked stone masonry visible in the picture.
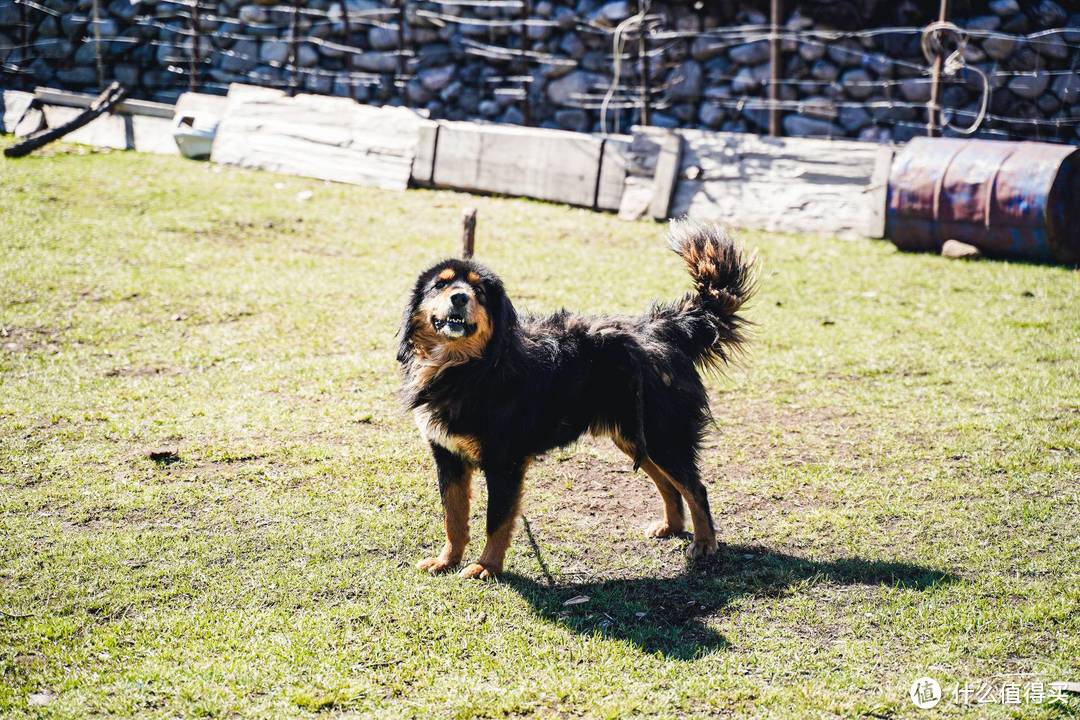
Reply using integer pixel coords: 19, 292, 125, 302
1, 0, 1077, 144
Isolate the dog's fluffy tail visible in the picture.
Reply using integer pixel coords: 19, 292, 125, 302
656, 219, 756, 370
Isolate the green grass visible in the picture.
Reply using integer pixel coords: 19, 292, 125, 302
1, 139, 1078, 719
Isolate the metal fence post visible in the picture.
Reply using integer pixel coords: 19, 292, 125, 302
520, 0, 531, 125
189, 0, 201, 91
927, 0, 950, 137
638, 0, 650, 127
288, 0, 300, 95
768, 0, 782, 136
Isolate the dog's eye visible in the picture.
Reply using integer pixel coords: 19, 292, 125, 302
433, 279, 448, 290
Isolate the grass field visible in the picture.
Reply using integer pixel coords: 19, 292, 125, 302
1, 140, 1078, 719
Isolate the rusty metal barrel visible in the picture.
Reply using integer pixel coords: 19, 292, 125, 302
886, 137, 1080, 264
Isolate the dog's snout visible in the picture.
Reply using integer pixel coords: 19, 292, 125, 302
450, 292, 469, 308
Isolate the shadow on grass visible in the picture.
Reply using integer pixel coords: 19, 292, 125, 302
500, 543, 955, 660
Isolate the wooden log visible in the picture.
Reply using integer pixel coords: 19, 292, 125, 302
648, 130, 681, 220
38, 105, 178, 154
412, 121, 439, 186
596, 136, 631, 211
211, 83, 432, 190
669, 129, 889, 238
5, 82, 128, 158
431, 122, 603, 208
33, 86, 173, 118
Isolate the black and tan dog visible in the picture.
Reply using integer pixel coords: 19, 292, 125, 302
398, 220, 756, 579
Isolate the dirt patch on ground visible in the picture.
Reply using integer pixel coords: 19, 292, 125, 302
528, 397, 868, 557
0, 325, 63, 355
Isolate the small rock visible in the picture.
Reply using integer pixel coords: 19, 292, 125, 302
898, 77, 932, 103
1008, 72, 1049, 100
1052, 73, 1080, 104
841, 68, 873, 99
988, 0, 1019, 15
352, 52, 398, 73
798, 42, 826, 62
368, 25, 399, 51
1033, 33, 1068, 61
666, 60, 703, 101
28, 692, 55, 707
941, 239, 982, 260
546, 70, 603, 106
838, 105, 872, 132
810, 59, 839, 82
729, 40, 770, 66
698, 102, 725, 128
1030, 0, 1066, 29
554, 108, 589, 132
966, 15, 1001, 32
259, 40, 290, 65
783, 115, 843, 137
982, 35, 1015, 60
295, 44, 318, 68
559, 33, 586, 60
296, 190, 313, 202
237, 5, 267, 24
691, 36, 727, 61
418, 65, 454, 92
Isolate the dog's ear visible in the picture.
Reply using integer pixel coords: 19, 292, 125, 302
396, 312, 414, 364
482, 279, 518, 363
396, 284, 424, 364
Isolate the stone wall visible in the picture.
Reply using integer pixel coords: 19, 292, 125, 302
1, 0, 1077, 144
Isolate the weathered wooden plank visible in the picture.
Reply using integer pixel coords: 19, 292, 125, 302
412, 121, 439, 186
669, 129, 885, 237
864, 145, 894, 239
211, 84, 430, 190
432, 122, 602, 207
40, 104, 178, 154
618, 175, 654, 221
1, 90, 35, 134
596, 135, 630, 211
649, 131, 682, 220
34, 86, 174, 118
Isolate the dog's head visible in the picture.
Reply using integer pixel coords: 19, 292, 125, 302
397, 259, 516, 374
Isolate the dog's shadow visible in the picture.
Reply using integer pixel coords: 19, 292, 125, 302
499, 543, 955, 660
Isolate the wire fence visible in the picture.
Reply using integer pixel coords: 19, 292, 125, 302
1, 0, 1078, 144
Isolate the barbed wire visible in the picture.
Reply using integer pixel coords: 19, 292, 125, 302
3, 2, 1078, 139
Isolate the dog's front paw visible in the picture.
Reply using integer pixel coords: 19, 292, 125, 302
645, 519, 684, 538
459, 562, 499, 580
417, 556, 459, 574
685, 537, 718, 560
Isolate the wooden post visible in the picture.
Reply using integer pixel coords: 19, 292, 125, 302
461, 208, 477, 259
189, 0, 201, 91
638, 0, 650, 127
397, 2, 406, 80
520, 0, 531, 125
91, 0, 105, 89
288, 0, 300, 96
768, 0, 782, 136
927, 0, 949, 137
339, 0, 352, 55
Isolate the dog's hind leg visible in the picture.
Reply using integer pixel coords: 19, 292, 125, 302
417, 444, 474, 574
461, 458, 529, 579
660, 462, 717, 559
613, 442, 686, 538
